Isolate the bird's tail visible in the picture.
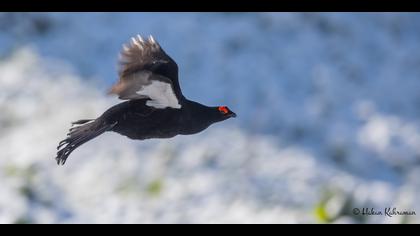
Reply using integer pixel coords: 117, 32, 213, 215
56, 119, 116, 165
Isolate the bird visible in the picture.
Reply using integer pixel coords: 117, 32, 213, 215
56, 35, 236, 165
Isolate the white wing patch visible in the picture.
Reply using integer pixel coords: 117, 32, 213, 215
136, 80, 181, 109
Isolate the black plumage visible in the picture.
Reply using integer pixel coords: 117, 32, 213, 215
56, 35, 236, 165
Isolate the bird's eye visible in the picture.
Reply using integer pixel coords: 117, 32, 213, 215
218, 106, 229, 115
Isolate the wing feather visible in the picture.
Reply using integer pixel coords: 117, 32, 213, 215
109, 35, 183, 109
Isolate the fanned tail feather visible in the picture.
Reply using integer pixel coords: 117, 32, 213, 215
56, 119, 116, 165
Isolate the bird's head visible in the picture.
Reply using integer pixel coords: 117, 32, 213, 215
216, 106, 237, 120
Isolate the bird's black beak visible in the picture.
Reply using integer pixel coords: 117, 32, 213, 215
229, 112, 237, 118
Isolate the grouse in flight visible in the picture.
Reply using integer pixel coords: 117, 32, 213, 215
56, 35, 236, 165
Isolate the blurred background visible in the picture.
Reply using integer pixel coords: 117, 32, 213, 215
0, 12, 420, 224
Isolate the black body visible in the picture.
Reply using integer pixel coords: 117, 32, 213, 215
56, 35, 236, 165
105, 99, 229, 140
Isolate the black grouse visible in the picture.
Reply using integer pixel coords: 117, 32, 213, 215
56, 35, 236, 165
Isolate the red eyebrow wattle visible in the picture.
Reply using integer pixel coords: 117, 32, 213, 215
218, 106, 228, 114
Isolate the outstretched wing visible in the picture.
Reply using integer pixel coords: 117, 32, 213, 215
109, 35, 183, 109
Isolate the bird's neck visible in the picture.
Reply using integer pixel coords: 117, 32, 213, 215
179, 100, 220, 135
